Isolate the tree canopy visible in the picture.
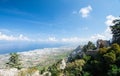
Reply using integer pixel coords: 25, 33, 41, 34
82, 41, 96, 52
6, 53, 22, 69
110, 17, 120, 45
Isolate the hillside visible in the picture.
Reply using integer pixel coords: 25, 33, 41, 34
0, 47, 74, 69
42, 43, 120, 76
40, 18, 120, 76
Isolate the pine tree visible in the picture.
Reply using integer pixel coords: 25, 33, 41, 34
6, 53, 22, 69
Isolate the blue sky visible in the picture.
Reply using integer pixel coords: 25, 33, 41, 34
0, 0, 120, 53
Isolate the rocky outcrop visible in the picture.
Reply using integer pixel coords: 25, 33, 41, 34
0, 68, 18, 76
0, 68, 41, 76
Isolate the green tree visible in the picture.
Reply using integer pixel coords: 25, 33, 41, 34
82, 45, 88, 52
103, 52, 116, 64
82, 41, 96, 52
98, 47, 108, 55
65, 59, 85, 76
87, 41, 96, 50
111, 43, 120, 55
6, 53, 22, 69
107, 65, 120, 76
110, 17, 120, 45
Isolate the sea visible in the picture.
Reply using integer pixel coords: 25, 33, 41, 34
0, 43, 66, 54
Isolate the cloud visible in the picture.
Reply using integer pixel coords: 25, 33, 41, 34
105, 15, 117, 26
91, 15, 120, 41
0, 32, 31, 41
61, 37, 81, 43
18, 34, 30, 41
1, 15, 117, 44
61, 37, 97, 43
79, 5, 92, 18
60, 15, 119, 43
60, 33, 111, 43
103, 15, 120, 40
1, 33, 109, 43
91, 34, 106, 40
0, 31, 111, 44
60, 35, 106, 43
37, 37, 58, 42
48, 37, 58, 42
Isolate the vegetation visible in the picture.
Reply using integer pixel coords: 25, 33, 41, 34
43, 43, 120, 76
40, 18, 120, 76
82, 41, 96, 52
110, 17, 120, 45
2, 17, 120, 76
18, 67, 38, 76
6, 53, 22, 69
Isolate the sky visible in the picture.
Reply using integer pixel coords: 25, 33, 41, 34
0, 0, 120, 53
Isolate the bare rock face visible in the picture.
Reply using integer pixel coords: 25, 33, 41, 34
97, 39, 110, 48
60, 59, 66, 70
0, 68, 18, 76
41, 71, 51, 76
0, 68, 41, 76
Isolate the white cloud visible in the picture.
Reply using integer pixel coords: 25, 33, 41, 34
60, 33, 110, 43
91, 15, 120, 41
60, 15, 119, 43
105, 15, 117, 26
61, 37, 94, 43
37, 37, 58, 42
1, 15, 117, 43
18, 34, 30, 41
0, 32, 109, 43
48, 37, 58, 42
90, 32, 112, 41
79, 5, 92, 18
0, 32, 31, 41
61, 37, 80, 43
91, 34, 106, 40
103, 15, 120, 40
89, 28, 112, 41
104, 27, 112, 38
